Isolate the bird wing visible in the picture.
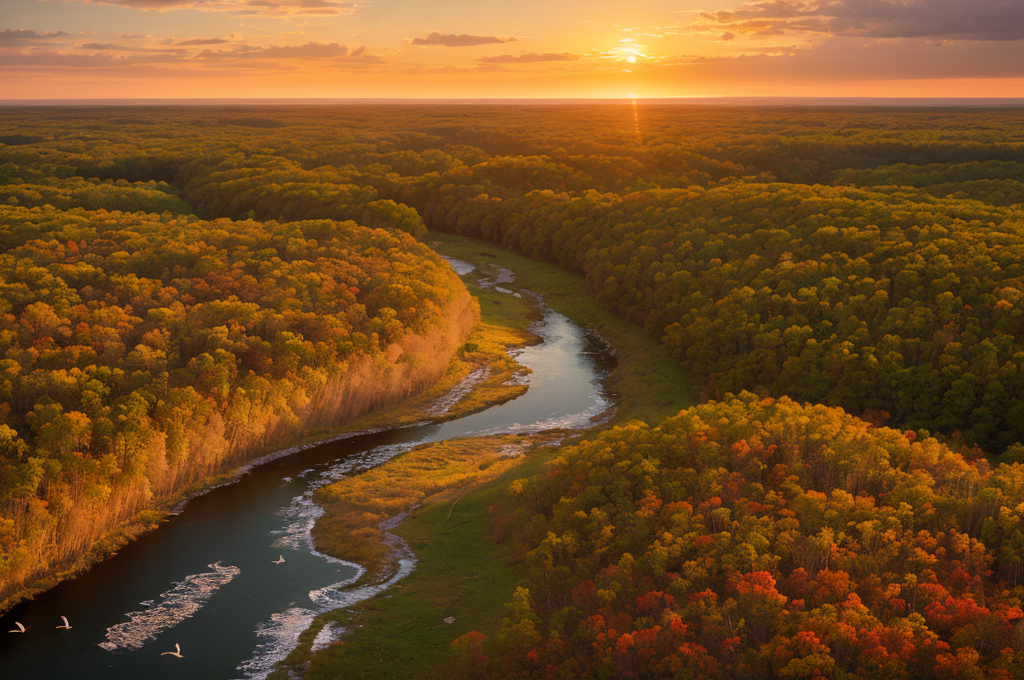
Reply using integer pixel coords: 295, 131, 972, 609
16, 622, 25, 632
176, 643, 180, 653
61, 616, 69, 627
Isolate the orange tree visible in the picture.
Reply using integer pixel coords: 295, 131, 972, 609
469, 394, 1024, 679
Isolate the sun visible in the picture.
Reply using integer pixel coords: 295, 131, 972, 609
613, 43, 647, 65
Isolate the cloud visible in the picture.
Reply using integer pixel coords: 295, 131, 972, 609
176, 37, 231, 46
50, 0, 356, 17
118, 33, 149, 39
0, 51, 182, 67
476, 52, 580, 64
670, 36, 1024, 81
699, 0, 1024, 41
81, 42, 142, 50
0, 29, 70, 46
259, 41, 349, 57
192, 41, 382, 65
78, 41, 189, 54
0, 38, 384, 71
198, 41, 350, 59
411, 32, 515, 47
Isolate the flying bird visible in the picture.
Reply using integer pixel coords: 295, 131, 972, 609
56, 615, 71, 630
273, 555, 285, 564
161, 643, 183, 658
8, 622, 26, 633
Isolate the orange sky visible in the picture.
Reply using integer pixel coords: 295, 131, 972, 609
1, 0, 1022, 99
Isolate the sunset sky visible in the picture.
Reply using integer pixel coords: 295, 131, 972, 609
2, 0, 1022, 100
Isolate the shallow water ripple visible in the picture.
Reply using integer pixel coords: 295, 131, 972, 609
99, 562, 240, 652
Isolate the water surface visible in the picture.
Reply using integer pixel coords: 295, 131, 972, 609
0, 299, 612, 679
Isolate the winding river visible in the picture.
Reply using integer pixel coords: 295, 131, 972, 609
0, 268, 614, 679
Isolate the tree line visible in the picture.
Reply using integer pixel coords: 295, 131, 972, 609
0, 162, 471, 604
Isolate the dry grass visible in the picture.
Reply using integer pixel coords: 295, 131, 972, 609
311, 435, 535, 577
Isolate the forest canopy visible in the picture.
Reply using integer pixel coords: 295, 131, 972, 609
6, 104, 1023, 452
4, 106, 1024, 667
470, 394, 1024, 679
0, 131, 473, 605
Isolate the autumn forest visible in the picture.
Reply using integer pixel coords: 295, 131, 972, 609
3, 104, 1024, 679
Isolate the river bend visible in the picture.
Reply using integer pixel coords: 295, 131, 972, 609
0, 279, 613, 679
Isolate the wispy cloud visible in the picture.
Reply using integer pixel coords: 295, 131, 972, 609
176, 37, 231, 46
0, 51, 182, 67
698, 0, 1024, 42
49, 0, 357, 17
197, 41, 369, 59
1, 38, 383, 70
195, 41, 384, 67
411, 32, 516, 47
260, 42, 349, 58
80, 42, 152, 50
0, 29, 70, 46
79, 42, 190, 54
477, 52, 580, 64
668, 36, 1024, 81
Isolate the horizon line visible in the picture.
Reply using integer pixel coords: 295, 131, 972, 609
2, 96, 1024, 108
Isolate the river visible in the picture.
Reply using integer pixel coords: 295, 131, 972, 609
0, 273, 614, 679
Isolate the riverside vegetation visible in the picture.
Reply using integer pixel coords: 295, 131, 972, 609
4, 105, 1024, 679
0, 144, 477, 610
274, 233, 696, 680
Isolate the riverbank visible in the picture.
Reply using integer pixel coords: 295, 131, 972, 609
290, 255, 547, 583
310, 433, 558, 584
321, 310, 538, 435
274, 438, 563, 680
281, 236, 696, 679
299, 255, 551, 582
428, 232, 696, 425
0, 248, 604, 679
0, 289, 486, 616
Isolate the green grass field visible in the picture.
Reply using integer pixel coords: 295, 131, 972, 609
294, 447, 557, 680
280, 235, 697, 679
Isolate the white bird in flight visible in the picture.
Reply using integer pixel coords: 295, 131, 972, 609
56, 616, 71, 630
161, 643, 183, 658
8, 622, 26, 633
273, 555, 285, 564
